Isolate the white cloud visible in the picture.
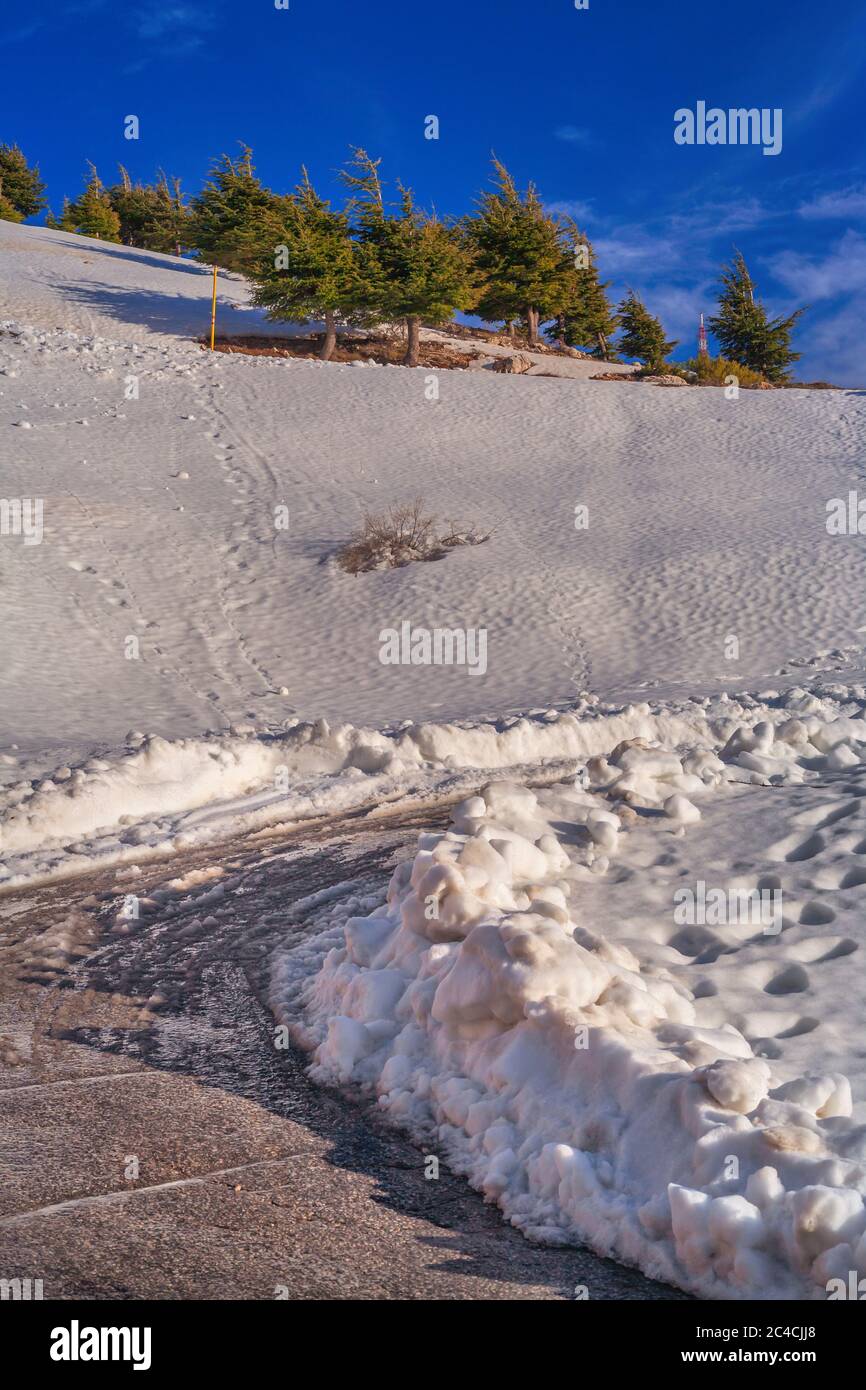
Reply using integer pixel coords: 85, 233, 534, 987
637, 284, 710, 349
768, 230, 866, 300
594, 230, 681, 274
554, 126, 594, 146
789, 22, 866, 126
135, 4, 215, 41
591, 194, 771, 282
798, 186, 866, 220
797, 295, 866, 385
544, 198, 595, 223
667, 197, 770, 238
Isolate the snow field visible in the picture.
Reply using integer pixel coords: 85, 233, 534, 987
4, 221, 866, 779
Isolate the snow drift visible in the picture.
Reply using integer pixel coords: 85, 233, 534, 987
273, 698, 866, 1300
3, 686, 862, 886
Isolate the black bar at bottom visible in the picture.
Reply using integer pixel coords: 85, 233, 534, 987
5, 1295, 861, 1376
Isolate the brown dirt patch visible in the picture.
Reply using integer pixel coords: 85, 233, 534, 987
200, 334, 485, 370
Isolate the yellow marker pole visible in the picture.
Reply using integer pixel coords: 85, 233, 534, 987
209, 264, 218, 350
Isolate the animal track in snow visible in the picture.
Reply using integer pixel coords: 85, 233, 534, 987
798, 900, 837, 925
783, 831, 827, 863
764, 963, 810, 995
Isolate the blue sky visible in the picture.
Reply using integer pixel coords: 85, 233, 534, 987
2, 0, 866, 381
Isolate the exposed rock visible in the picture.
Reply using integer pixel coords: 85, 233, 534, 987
492, 353, 533, 375
548, 340, 591, 359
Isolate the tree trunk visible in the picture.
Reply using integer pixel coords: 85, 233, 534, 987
404, 315, 421, 367
320, 311, 337, 362
525, 306, 540, 346
504, 319, 514, 339
597, 330, 609, 361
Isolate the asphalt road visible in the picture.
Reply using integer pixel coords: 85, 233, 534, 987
0, 805, 689, 1301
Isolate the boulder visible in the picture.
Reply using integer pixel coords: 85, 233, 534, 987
492, 354, 533, 375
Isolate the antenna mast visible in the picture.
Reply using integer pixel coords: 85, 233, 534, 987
698, 312, 708, 358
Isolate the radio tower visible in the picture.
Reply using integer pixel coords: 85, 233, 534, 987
698, 312, 708, 358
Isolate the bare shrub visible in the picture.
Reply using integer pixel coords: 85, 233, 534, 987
337, 499, 489, 574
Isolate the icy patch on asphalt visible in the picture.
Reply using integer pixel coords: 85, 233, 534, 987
272, 702, 866, 1300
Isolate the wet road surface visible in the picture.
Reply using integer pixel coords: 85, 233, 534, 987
0, 804, 689, 1300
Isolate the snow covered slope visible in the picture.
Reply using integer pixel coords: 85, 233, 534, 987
2, 221, 865, 781
0, 220, 291, 341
